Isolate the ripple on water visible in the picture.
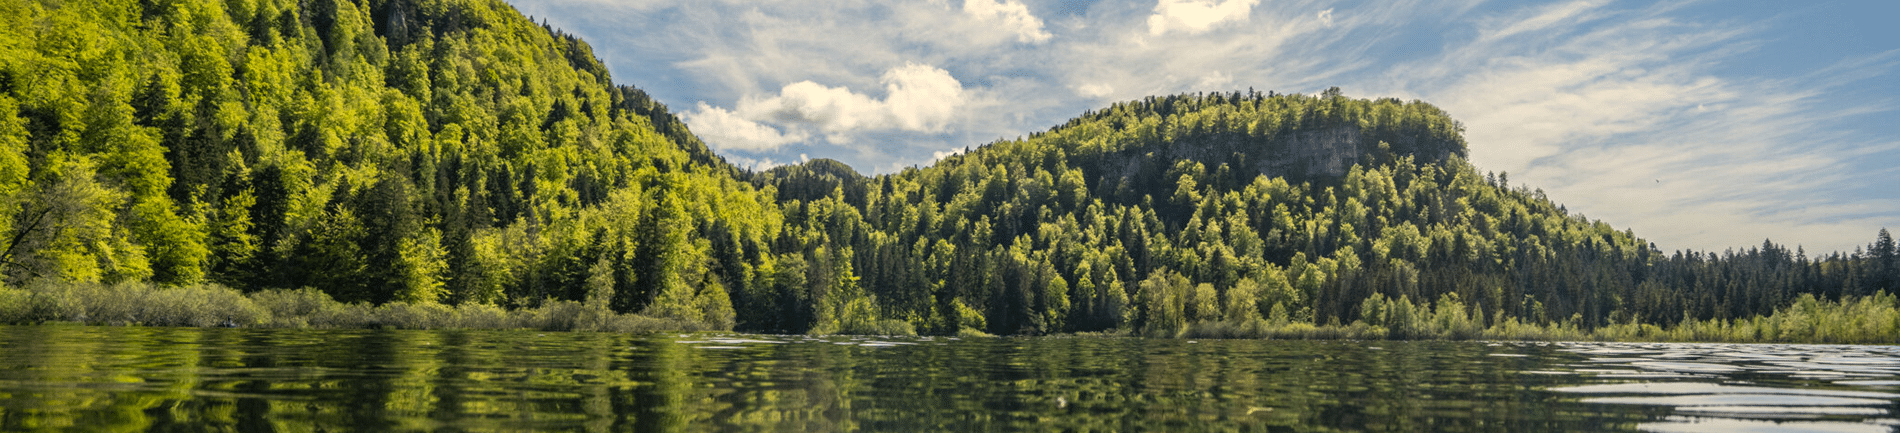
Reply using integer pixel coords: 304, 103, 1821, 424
1551, 382, 1900, 399
707, 338, 788, 345
1582, 394, 1891, 407
1588, 357, 1658, 363
1765, 361, 1900, 375
1836, 380, 1900, 387
1712, 352, 1804, 362
1638, 416, 1898, 433
1566, 348, 1662, 356
1674, 406, 1889, 417
1553, 352, 1900, 430
1630, 361, 1748, 373
1813, 356, 1900, 365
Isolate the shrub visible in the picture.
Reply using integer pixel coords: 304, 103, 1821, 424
250, 288, 356, 328
0, 284, 30, 323
453, 303, 514, 330
373, 302, 460, 330
134, 283, 269, 327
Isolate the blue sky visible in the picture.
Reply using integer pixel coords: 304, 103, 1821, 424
512, 0, 1898, 254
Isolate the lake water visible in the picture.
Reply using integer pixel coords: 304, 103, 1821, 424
3, 326, 1900, 432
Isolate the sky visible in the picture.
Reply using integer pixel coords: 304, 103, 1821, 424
511, 0, 1900, 255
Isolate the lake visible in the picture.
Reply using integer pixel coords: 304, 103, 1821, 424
3, 326, 1899, 432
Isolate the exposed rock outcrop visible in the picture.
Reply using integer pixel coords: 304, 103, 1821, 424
1091, 124, 1463, 188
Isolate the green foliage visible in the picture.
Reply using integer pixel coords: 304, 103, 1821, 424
1137, 270, 1190, 337
952, 297, 988, 336
0, 0, 780, 331
0, 280, 717, 332
3, 280, 268, 327
394, 227, 448, 303
5, 154, 148, 284
6, 0, 1892, 341
753, 88, 1898, 339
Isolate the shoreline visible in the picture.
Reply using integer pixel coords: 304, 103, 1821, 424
5, 280, 1895, 346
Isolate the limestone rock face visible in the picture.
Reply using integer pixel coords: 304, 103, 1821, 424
1093, 124, 1462, 187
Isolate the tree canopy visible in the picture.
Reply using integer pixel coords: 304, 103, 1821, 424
2, 0, 1893, 337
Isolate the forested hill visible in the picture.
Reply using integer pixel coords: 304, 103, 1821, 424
4, 0, 1896, 337
0, 0, 778, 327
755, 91, 1898, 336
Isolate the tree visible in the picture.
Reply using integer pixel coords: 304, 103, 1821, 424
1226, 277, 1263, 323
1873, 228, 1897, 293
3, 155, 147, 285
394, 228, 449, 304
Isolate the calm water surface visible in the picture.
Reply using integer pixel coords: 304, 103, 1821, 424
3, 325, 1900, 432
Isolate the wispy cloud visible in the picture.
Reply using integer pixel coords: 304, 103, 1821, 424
1478, 0, 1608, 42
1367, 1, 1898, 253
515, 0, 1898, 253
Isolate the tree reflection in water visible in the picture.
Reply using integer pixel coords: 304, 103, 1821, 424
8, 326, 1895, 432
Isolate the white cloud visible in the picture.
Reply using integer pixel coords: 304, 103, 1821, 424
1317, 8, 1335, 28
1196, 71, 1233, 89
685, 63, 967, 151
1075, 83, 1116, 99
734, 63, 965, 137
682, 102, 809, 151
964, 0, 1052, 44
748, 81, 886, 134
1147, 0, 1261, 35
880, 63, 968, 132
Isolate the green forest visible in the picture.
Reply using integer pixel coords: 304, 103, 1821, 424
1, 0, 1896, 342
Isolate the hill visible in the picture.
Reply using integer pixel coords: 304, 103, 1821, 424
0, 0, 776, 327
756, 90, 1898, 337
2, 0, 1895, 338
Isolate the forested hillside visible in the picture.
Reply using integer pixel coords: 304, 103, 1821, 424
0, 0, 775, 327
2, 0, 1894, 338
756, 91, 1900, 337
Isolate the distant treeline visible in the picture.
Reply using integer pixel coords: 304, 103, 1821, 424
1, 0, 1895, 341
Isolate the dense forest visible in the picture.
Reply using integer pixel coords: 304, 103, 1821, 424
0, 0, 772, 328
754, 90, 1900, 337
1, 0, 1895, 339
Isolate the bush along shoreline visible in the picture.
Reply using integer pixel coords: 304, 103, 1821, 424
6, 280, 1899, 345
0, 281, 722, 333
1161, 291, 1900, 345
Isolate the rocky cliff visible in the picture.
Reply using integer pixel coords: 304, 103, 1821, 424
1084, 122, 1464, 195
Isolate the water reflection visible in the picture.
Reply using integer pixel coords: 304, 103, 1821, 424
1546, 342, 1900, 433
2, 326, 1898, 432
